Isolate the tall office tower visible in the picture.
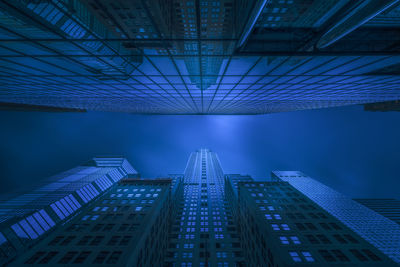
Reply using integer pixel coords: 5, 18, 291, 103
228, 180, 395, 266
2, 1, 400, 114
0, 157, 137, 266
11, 178, 178, 266
354, 198, 400, 225
272, 171, 400, 264
164, 149, 246, 266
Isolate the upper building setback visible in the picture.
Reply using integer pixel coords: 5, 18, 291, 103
0, 0, 400, 114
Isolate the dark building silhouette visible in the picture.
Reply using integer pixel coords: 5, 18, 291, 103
0, 150, 399, 266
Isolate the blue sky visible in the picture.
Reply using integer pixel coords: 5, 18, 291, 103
0, 105, 399, 198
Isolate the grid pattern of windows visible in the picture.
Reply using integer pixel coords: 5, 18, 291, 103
165, 149, 245, 266
0, 1, 399, 114
13, 179, 172, 266
0, 157, 137, 266
235, 181, 395, 266
274, 171, 400, 263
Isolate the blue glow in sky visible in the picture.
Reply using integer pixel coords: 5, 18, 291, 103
0, 105, 399, 198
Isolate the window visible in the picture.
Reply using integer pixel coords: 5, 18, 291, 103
350, 249, 368, 261
344, 234, 358, 244
58, 251, 78, 264
48, 236, 63, 246
316, 234, 331, 244
290, 236, 301, 244
271, 224, 280, 231
279, 236, 289, 244
107, 236, 121, 246
61, 235, 75, 245
106, 251, 122, 264
305, 223, 317, 230
319, 250, 336, 262
77, 236, 91, 246
90, 236, 104, 246
103, 224, 114, 231
362, 249, 381, 261
25, 251, 45, 264
308, 213, 318, 219
319, 223, 330, 230
135, 206, 142, 212
332, 250, 349, 262
39, 251, 58, 264
281, 224, 290, 231
302, 251, 314, 262
329, 222, 342, 230
333, 234, 347, 244
289, 251, 302, 262
306, 234, 319, 244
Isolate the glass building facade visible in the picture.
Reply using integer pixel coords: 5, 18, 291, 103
0, 1, 400, 114
0, 151, 399, 266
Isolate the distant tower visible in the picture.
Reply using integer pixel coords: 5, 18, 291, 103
164, 148, 246, 266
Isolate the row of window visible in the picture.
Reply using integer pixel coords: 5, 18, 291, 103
289, 251, 314, 262
50, 194, 82, 220
76, 184, 99, 204
102, 198, 155, 204
11, 210, 55, 240
48, 234, 133, 247
295, 222, 342, 231
109, 193, 159, 198
25, 250, 123, 264
319, 249, 381, 262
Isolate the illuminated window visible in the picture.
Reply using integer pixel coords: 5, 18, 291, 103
289, 251, 302, 262
279, 236, 289, 244
290, 236, 301, 244
302, 251, 314, 262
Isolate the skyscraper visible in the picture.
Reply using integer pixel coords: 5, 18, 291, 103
272, 170, 400, 263
0, 151, 398, 266
11, 178, 178, 266
1, 1, 400, 114
0, 157, 138, 266
163, 149, 245, 266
